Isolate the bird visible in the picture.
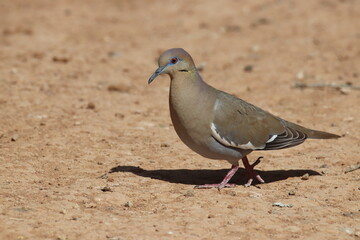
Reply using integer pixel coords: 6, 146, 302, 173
148, 48, 340, 190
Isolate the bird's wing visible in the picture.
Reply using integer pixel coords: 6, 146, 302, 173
210, 93, 307, 150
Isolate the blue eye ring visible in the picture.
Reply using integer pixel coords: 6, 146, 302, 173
170, 57, 179, 64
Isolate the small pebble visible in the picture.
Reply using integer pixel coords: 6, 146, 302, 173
100, 186, 112, 192
341, 227, 354, 235
11, 134, 19, 141
115, 113, 125, 119
272, 202, 293, 208
160, 143, 170, 148
342, 212, 358, 217
124, 201, 133, 208
224, 25, 241, 32
99, 173, 108, 179
107, 84, 130, 93
207, 214, 215, 218
108, 51, 122, 58
107, 237, 122, 240
227, 220, 234, 225
296, 71, 305, 80
301, 173, 309, 180
86, 102, 95, 109
52, 56, 70, 63
288, 190, 296, 196
184, 190, 195, 197
244, 65, 253, 72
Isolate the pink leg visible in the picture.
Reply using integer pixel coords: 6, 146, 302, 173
194, 164, 239, 191
242, 156, 265, 187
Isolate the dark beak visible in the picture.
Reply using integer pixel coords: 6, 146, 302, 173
148, 65, 167, 84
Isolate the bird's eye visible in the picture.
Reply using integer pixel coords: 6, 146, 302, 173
171, 57, 178, 64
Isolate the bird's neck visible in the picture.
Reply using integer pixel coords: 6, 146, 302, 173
169, 71, 216, 117
170, 71, 207, 101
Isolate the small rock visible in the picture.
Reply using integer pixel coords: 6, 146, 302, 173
52, 56, 70, 63
160, 143, 170, 148
124, 201, 133, 208
342, 212, 359, 217
115, 113, 125, 119
296, 71, 305, 80
107, 84, 130, 93
272, 202, 293, 208
288, 190, 296, 196
225, 190, 237, 196
207, 214, 215, 218
249, 191, 262, 198
319, 164, 328, 168
301, 173, 309, 180
84, 202, 97, 208
184, 190, 195, 197
227, 220, 234, 225
100, 186, 112, 192
107, 237, 122, 240
99, 173, 108, 179
340, 227, 354, 235
250, 18, 270, 27
221, 25, 241, 33
11, 134, 19, 141
86, 102, 95, 109
244, 65, 253, 72
108, 51, 122, 58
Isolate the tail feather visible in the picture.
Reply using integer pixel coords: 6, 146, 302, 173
305, 129, 341, 139
284, 121, 341, 139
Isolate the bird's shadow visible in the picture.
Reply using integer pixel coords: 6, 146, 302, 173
109, 165, 320, 186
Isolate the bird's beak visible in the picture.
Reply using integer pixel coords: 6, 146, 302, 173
148, 65, 167, 84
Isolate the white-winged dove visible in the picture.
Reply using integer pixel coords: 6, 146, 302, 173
148, 48, 340, 190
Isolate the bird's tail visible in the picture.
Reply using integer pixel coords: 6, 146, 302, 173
305, 129, 341, 139
286, 121, 341, 139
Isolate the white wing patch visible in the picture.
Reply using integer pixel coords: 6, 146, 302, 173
211, 123, 263, 150
213, 99, 221, 112
266, 134, 278, 143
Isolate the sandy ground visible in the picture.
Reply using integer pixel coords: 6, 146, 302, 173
0, 0, 359, 239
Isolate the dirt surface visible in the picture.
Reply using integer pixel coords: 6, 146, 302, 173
0, 0, 359, 239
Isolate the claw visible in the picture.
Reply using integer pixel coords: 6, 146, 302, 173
242, 156, 265, 187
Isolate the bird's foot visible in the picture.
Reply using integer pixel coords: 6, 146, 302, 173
194, 165, 239, 191
242, 156, 265, 187
194, 183, 237, 190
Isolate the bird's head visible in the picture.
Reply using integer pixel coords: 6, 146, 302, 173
148, 48, 196, 84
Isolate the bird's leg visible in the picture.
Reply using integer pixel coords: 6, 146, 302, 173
194, 164, 239, 191
242, 156, 265, 187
